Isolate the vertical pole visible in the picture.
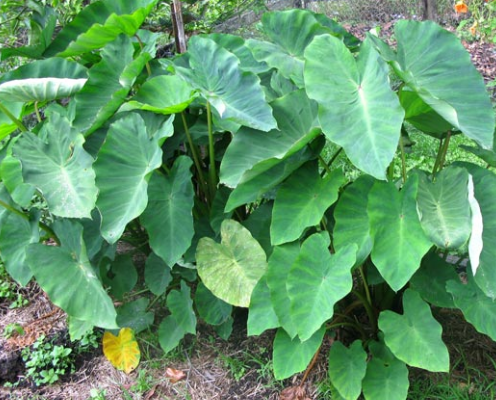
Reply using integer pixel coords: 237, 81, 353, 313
171, 0, 187, 53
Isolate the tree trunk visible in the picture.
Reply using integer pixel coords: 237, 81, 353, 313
422, 0, 436, 20
171, 0, 187, 54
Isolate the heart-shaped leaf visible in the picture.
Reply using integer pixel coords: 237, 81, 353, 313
103, 328, 140, 374
196, 219, 267, 307
271, 162, 345, 245
368, 174, 432, 291
305, 35, 404, 180
144, 252, 172, 296
288, 233, 356, 341
116, 298, 154, 334
378, 289, 449, 372
247, 276, 280, 336
195, 282, 232, 326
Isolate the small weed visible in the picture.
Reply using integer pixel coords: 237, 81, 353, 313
3, 322, 24, 339
0, 262, 29, 308
88, 388, 107, 400
219, 353, 249, 382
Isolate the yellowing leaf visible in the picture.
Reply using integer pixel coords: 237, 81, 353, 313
103, 328, 140, 373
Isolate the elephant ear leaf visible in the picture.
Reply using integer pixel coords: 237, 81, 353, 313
103, 328, 140, 374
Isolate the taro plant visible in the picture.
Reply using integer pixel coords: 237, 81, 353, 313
0, 1, 495, 398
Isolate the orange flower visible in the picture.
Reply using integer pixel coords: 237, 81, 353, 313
454, 2, 468, 13
469, 22, 478, 35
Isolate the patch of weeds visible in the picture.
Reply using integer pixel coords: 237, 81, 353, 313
219, 353, 249, 382
130, 368, 155, 394
0, 261, 29, 309
88, 388, 108, 400
3, 322, 24, 339
21, 334, 75, 386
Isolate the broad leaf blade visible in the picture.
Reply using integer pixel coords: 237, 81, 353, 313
247, 276, 280, 336
271, 162, 345, 245
13, 113, 97, 219
26, 220, 117, 329
167, 281, 196, 334
368, 175, 432, 291
94, 113, 162, 243
103, 328, 140, 374
378, 289, 449, 372
196, 219, 267, 307
174, 36, 277, 131
305, 35, 404, 179
288, 233, 356, 341
116, 298, 154, 334
144, 252, 172, 296
141, 156, 194, 267
195, 282, 232, 326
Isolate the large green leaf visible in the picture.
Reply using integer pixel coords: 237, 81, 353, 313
73, 35, 144, 134
103, 254, 137, 300
195, 282, 232, 326
167, 281, 196, 334
44, 0, 158, 57
416, 167, 471, 250
225, 137, 324, 211
116, 298, 154, 334
272, 327, 325, 380
196, 219, 267, 307
13, 113, 97, 219
242, 201, 273, 257
246, 9, 329, 87
158, 315, 186, 354
378, 289, 449, 372
247, 276, 280, 336
126, 75, 197, 115
94, 113, 162, 243
446, 275, 496, 341
144, 252, 172, 296
305, 35, 404, 180
0, 58, 87, 84
288, 233, 356, 341
409, 251, 458, 308
333, 175, 375, 266
173, 36, 276, 131
141, 156, 194, 267
328, 341, 367, 400
383, 20, 494, 148
26, 220, 117, 329
456, 163, 496, 298
368, 175, 432, 291
0, 78, 86, 103
0, 198, 38, 286
220, 89, 319, 188
362, 341, 409, 400
265, 242, 300, 338
271, 162, 345, 245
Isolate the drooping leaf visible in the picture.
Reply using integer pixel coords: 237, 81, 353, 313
246, 9, 329, 87
195, 282, 232, 326
103, 328, 140, 374
220, 89, 319, 188
328, 341, 367, 400
368, 175, 432, 291
446, 276, 496, 341
242, 201, 273, 257
382, 20, 494, 148
126, 75, 197, 114
13, 113, 98, 219
333, 175, 375, 266
44, 0, 158, 57
0, 153, 36, 208
68, 317, 94, 341
271, 162, 345, 245
103, 254, 137, 300
167, 281, 196, 334
26, 220, 117, 329
416, 167, 471, 250
409, 251, 458, 308
215, 316, 234, 340
158, 315, 186, 354
362, 342, 409, 400
305, 35, 404, 180
458, 163, 496, 299
73, 35, 143, 134
116, 298, 154, 334
94, 113, 162, 243
247, 276, 280, 336
141, 156, 194, 267
196, 219, 267, 307
378, 289, 449, 372
173, 36, 277, 131
288, 233, 356, 341
144, 252, 172, 296
266, 242, 300, 339
0, 102, 23, 140
272, 327, 325, 380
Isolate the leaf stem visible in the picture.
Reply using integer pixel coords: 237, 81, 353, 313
206, 102, 217, 201
0, 102, 27, 132
317, 154, 332, 177
34, 102, 42, 123
353, 289, 377, 333
399, 131, 407, 184
180, 112, 208, 197
321, 147, 342, 177
327, 321, 367, 341
299, 344, 321, 387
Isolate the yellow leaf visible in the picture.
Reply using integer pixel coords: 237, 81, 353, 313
103, 328, 140, 374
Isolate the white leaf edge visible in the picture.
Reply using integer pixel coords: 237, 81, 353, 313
468, 174, 483, 275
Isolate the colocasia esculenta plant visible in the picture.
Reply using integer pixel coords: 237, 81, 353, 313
0, 1, 495, 398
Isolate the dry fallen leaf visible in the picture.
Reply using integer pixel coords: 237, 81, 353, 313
165, 367, 186, 384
